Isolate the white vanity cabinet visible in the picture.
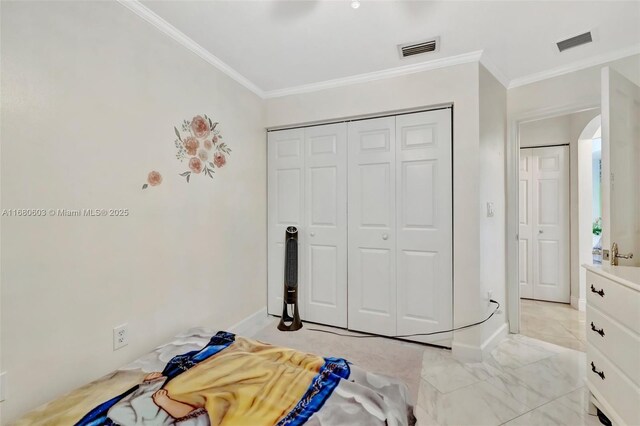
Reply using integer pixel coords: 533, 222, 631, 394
584, 265, 640, 426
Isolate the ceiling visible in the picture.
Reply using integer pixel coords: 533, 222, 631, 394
140, 0, 640, 95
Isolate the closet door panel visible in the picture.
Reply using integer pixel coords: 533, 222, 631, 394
396, 109, 453, 345
348, 117, 397, 335
267, 129, 306, 318
304, 123, 348, 327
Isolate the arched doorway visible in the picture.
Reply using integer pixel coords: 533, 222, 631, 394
577, 115, 602, 306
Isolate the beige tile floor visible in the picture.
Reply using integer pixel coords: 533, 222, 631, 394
520, 299, 587, 351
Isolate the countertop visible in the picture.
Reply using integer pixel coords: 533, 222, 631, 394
583, 263, 640, 292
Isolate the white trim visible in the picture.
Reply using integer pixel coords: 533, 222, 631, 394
109, 4, 640, 101
109, 4, 639, 101
227, 307, 269, 337
264, 50, 484, 98
506, 119, 521, 334
479, 53, 509, 88
508, 45, 640, 89
571, 296, 586, 312
481, 323, 509, 356
451, 341, 483, 363
266, 103, 453, 132
116, 0, 266, 98
452, 323, 508, 363
587, 381, 625, 426
506, 102, 600, 334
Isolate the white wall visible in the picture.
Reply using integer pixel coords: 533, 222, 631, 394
0, 1, 266, 423
478, 65, 508, 345
267, 62, 508, 358
519, 115, 571, 148
508, 54, 640, 118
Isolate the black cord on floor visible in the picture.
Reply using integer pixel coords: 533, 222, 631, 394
307, 300, 500, 339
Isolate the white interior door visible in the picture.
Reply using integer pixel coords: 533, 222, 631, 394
348, 116, 397, 336
304, 123, 348, 327
531, 146, 570, 303
519, 149, 534, 299
601, 67, 640, 266
395, 110, 452, 346
267, 129, 306, 318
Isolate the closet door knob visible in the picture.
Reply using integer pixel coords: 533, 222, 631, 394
538, 230, 544, 234
310, 232, 315, 237
382, 233, 389, 240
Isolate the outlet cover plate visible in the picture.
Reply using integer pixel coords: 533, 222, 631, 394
113, 324, 129, 351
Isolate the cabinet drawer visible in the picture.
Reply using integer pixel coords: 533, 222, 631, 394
586, 271, 640, 331
587, 306, 640, 386
587, 343, 640, 426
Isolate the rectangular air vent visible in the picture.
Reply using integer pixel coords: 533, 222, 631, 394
399, 37, 439, 58
557, 31, 592, 52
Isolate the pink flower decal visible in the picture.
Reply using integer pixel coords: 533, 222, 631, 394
189, 157, 203, 174
183, 137, 199, 156
191, 115, 210, 139
213, 152, 226, 168
148, 171, 162, 186
142, 170, 162, 189
174, 114, 230, 183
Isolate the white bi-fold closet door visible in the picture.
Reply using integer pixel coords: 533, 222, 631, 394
267, 108, 453, 345
267, 123, 348, 328
348, 110, 453, 345
519, 146, 570, 303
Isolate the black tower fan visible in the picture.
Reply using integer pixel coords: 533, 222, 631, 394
278, 226, 302, 331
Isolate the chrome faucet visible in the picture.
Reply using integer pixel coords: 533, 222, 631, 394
611, 242, 634, 266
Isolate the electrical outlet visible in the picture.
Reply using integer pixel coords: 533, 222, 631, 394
486, 202, 495, 217
487, 290, 493, 301
0, 371, 7, 402
113, 324, 129, 351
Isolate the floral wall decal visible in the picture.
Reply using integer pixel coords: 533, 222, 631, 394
142, 171, 163, 189
174, 114, 231, 183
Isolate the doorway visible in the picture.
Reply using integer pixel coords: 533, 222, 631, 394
508, 107, 601, 350
591, 131, 602, 264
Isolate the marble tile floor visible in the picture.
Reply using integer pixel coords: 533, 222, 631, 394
417, 334, 599, 426
252, 318, 600, 426
520, 299, 587, 352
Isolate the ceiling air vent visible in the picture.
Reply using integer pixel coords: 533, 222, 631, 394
399, 37, 440, 58
557, 31, 593, 52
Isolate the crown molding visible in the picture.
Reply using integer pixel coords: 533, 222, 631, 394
479, 52, 509, 88
116, 1, 639, 101
117, 0, 266, 98
264, 50, 484, 99
508, 44, 640, 89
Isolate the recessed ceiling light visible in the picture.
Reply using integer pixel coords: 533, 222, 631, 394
351, 0, 361, 9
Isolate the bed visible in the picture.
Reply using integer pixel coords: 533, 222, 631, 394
15, 328, 415, 426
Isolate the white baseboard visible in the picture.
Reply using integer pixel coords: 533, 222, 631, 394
570, 296, 586, 312
451, 341, 483, 362
481, 323, 509, 356
228, 307, 269, 337
451, 323, 508, 362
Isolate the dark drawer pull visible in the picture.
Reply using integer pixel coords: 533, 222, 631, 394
590, 322, 605, 337
591, 362, 605, 380
591, 284, 605, 297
